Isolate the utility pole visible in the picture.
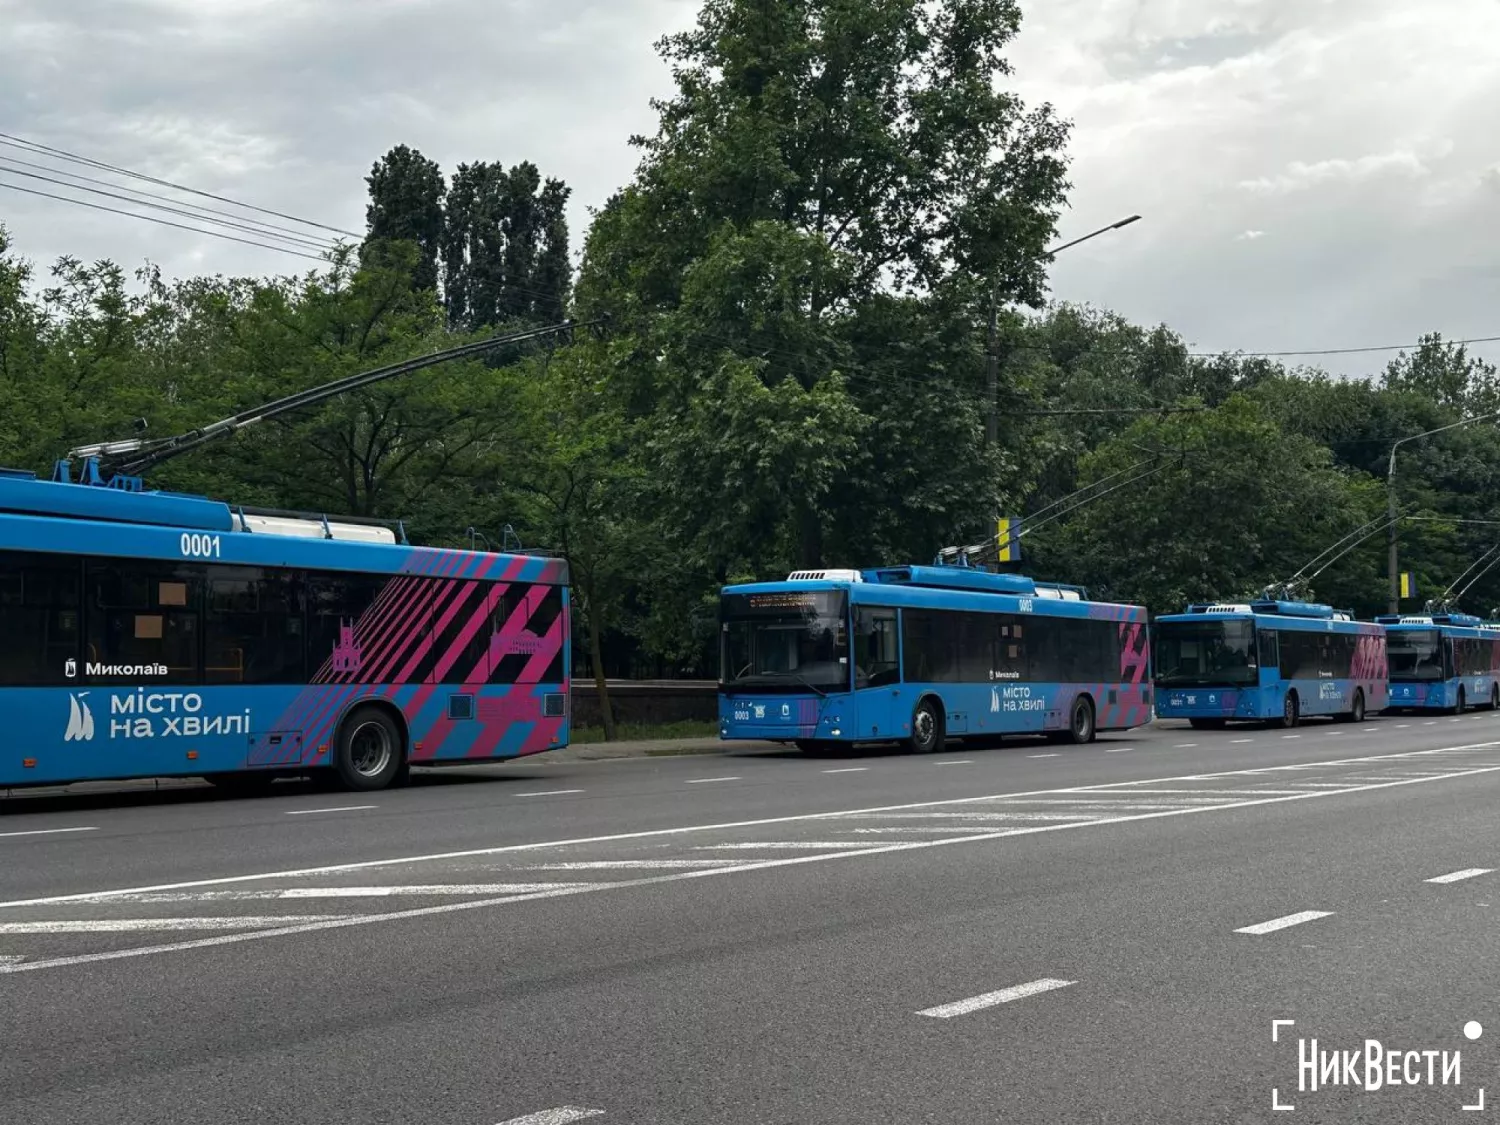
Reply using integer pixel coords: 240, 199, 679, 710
1385, 411, 1500, 613
986, 215, 1141, 545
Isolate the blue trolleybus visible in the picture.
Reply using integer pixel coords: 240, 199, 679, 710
717, 565, 1152, 752
1154, 600, 1388, 728
1376, 612, 1500, 713
0, 468, 570, 793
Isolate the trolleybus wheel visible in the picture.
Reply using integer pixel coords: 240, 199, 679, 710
1065, 696, 1096, 745
1337, 689, 1365, 724
1278, 691, 1300, 729
906, 698, 944, 755
334, 706, 405, 791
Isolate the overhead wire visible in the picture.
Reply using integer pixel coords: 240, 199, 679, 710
0, 131, 359, 239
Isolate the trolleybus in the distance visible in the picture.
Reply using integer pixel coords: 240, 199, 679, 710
717, 564, 1152, 753
0, 467, 570, 794
1153, 599, 1387, 728
1376, 611, 1500, 713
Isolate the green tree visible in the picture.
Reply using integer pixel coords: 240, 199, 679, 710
443, 161, 572, 331
364, 145, 446, 293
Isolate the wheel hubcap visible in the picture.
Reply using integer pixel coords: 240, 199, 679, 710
349, 722, 392, 778
914, 710, 933, 745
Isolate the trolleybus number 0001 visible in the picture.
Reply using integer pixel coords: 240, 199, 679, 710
179, 533, 222, 558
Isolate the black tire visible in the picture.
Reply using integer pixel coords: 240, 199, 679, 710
1065, 695, 1096, 745
1455, 686, 1467, 715
334, 706, 405, 791
1188, 718, 1227, 730
1278, 691, 1300, 729
906, 698, 945, 754
1337, 690, 1365, 724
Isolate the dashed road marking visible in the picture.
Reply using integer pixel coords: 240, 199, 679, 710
1105, 748, 1131, 753
515, 790, 584, 798
0, 826, 98, 839
685, 777, 741, 784
933, 759, 973, 766
1174, 743, 1198, 748
1235, 910, 1333, 935
1282, 735, 1301, 740
496, 1109, 605, 1125
1028, 754, 1059, 759
822, 767, 867, 774
285, 805, 376, 816
1426, 868, 1495, 885
1232, 739, 1254, 744
1363, 727, 1379, 732
4, 742, 1497, 916
917, 978, 1075, 1018
523, 860, 736, 869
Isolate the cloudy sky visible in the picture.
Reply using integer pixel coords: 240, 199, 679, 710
1, 0, 1496, 378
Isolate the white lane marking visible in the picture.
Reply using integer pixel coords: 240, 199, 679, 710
4, 763, 1497, 975
1282, 735, 1301, 740
515, 790, 584, 797
1451, 717, 1465, 723
1427, 868, 1495, 884
285, 805, 376, 816
496, 1108, 605, 1125
1326, 732, 1341, 737
1028, 754, 1060, 759
65, 885, 585, 902
1174, 743, 1198, 748
0, 954, 24, 966
1363, 727, 1379, 732
1424, 722, 1438, 726
1121, 789, 1314, 797
854, 820, 1094, 830
917, 978, 1075, 1018
1105, 748, 1131, 753
934, 759, 973, 765
1232, 739, 1254, 744
698, 841, 908, 849
523, 860, 738, 869
0, 826, 99, 839
1235, 911, 1333, 935
0, 916, 341, 933
685, 777, 741, 784
1397, 724, 1411, 728
822, 767, 867, 774
5, 741, 1498, 913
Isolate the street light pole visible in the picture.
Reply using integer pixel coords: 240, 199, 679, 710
985, 215, 1142, 535
985, 214, 1141, 452
1386, 411, 1500, 613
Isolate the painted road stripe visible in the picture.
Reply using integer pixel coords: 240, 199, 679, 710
0, 955, 24, 966
934, 759, 973, 765
1426, 868, 1495, 884
1028, 754, 1059, 759
523, 860, 737, 869
495, 1109, 605, 1125
3, 761, 1496, 974
4, 742, 1497, 914
1104, 748, 1131, 753
1235, 911, 1333, 935
0, 826, 98, 839
698, 841, 906, 849
1282, 735, 1301, 740
0, 916, 341, 933
685, 777, 740, 784
66, 885, 585, 902
917, 978, 1075, 1018
285, 805, 376, 816
1363, 727, 1379, 732
822, 767, 867, 774
1174, 743, 1198, 748
1232, 738, 1253, 744
515, 790, 584, 798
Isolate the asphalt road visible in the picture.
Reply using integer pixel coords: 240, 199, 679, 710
5, 713, 1500, 1123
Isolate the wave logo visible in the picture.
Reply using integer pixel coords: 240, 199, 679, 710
65, 692, 95, 742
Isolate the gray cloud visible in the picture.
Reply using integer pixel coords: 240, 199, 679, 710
1, 0, 1496, 379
